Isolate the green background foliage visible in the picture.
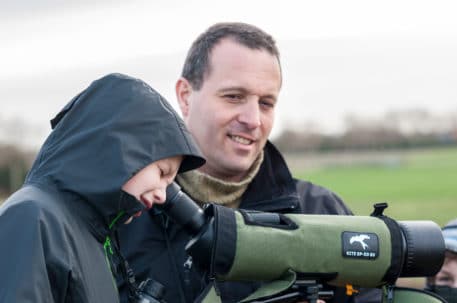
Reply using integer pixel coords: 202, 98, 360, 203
293, 147, 457, 226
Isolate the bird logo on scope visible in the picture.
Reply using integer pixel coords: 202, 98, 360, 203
349, 234, 370, 250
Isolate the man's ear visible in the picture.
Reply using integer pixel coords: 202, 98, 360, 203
176, 77, 192, 117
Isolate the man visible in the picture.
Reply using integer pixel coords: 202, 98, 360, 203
426, 218, 457, 303
118, 22, 376, 303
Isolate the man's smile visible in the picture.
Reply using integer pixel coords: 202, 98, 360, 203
228, 134, 254, 145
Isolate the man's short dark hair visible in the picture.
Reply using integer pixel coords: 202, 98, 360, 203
181, 22, 281, 90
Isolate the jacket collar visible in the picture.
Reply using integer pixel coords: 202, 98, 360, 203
240, 141, 300, 213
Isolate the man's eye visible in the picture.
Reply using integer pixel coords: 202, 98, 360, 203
260, 100, 275, 109
224, 94, 242, 100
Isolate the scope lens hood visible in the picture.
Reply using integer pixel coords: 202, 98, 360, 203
398, 221, 445, 277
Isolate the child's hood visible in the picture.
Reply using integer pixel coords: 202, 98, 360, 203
25, 73, 204, 225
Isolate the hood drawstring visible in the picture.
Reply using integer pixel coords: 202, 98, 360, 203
103, 211, 139, 301
103, 210, 126, 277
103, 234, 119, 291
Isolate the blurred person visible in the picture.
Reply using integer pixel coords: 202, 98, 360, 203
0, 73, 204, 303
426, 218, 457, 303
119, 22, 380, 303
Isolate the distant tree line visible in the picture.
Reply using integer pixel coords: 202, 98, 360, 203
0, 116, 40, 198
0, 144, 34, 198
273, 109, 457, 153
1, 108, 456, 197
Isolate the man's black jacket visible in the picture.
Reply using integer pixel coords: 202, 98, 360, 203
117, 141, 382, 303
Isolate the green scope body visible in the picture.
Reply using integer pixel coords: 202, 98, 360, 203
215, 211, 444, 288
162, 183, 445, 288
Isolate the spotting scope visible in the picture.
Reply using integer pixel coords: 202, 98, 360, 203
159, 182, 445, 302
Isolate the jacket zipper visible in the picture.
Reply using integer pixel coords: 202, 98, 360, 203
183, 256, 193, 298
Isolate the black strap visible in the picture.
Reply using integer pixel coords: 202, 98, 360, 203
161, 214, 188, 303
211, 204, 237, 276
112, 232, 139, 302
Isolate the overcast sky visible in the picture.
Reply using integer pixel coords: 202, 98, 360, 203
1, 0, 457, 148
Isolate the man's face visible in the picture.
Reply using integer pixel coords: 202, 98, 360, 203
177, 38, 281, 182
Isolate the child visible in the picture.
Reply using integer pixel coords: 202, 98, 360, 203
0, 73, 205, 302
426, 218, 457, 303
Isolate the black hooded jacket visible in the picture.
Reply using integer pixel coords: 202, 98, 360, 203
0, 73, 204, 303
118, 141, 356, 303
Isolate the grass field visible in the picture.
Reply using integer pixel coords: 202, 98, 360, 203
2, 147, 456, 226
291, 147, 457, 226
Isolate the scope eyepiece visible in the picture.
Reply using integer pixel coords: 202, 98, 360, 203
157, 182, 206, 234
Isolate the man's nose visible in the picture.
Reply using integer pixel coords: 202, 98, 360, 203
237, 98, 261, 129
